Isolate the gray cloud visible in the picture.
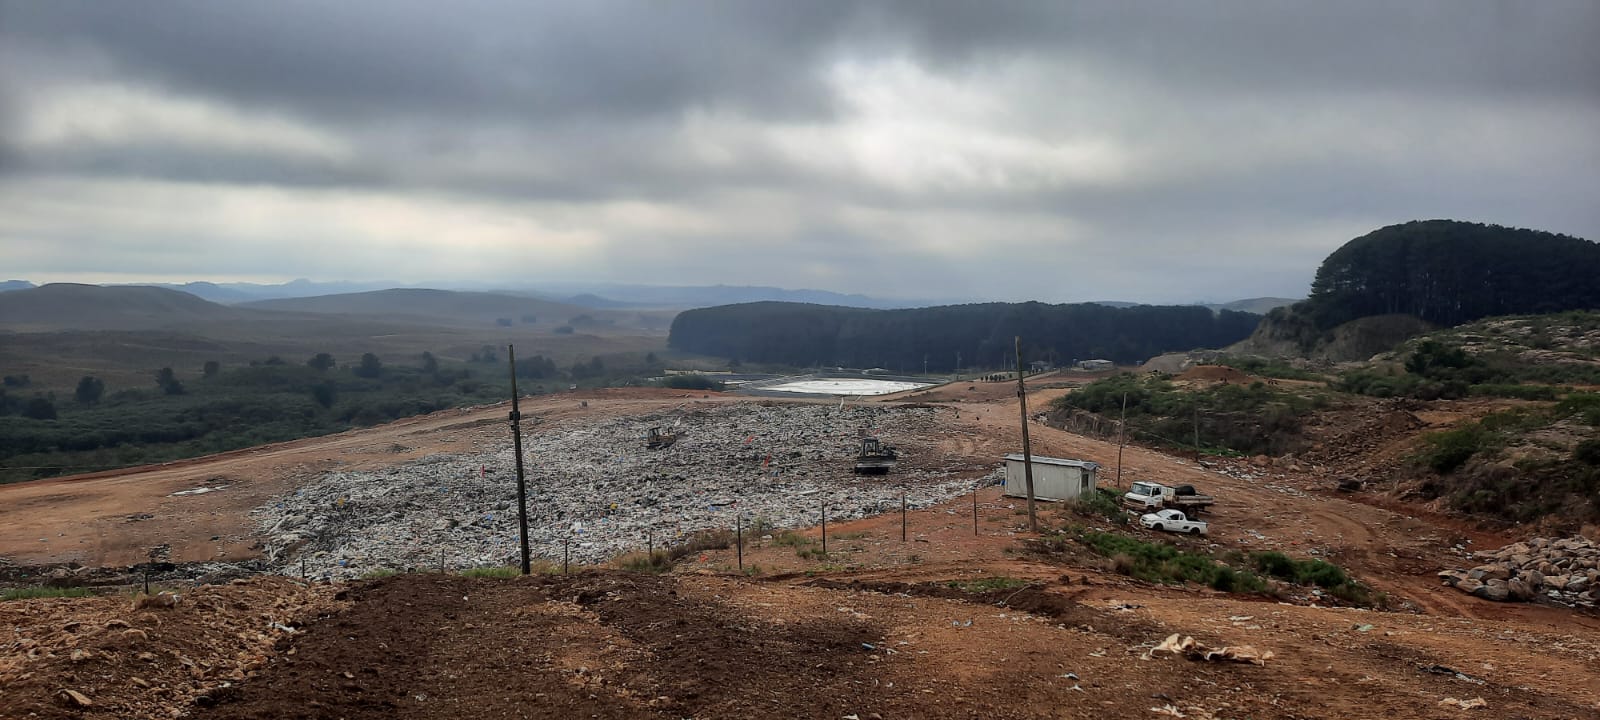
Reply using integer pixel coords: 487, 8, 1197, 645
0, 1, 1596, 303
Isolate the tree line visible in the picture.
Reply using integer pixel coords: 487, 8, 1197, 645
667, 301, 1261, 370
1300, 220, 1600, 330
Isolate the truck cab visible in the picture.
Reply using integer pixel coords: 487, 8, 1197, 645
1123, 481, 1168, 509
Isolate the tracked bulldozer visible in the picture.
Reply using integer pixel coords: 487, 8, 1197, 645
853, 436, 897, 475
646, 426, 678, 449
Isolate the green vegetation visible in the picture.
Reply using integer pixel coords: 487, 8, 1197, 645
1075, 529, 1266, 592
1409, 401, 1600, 523
1052, 373, 1323, 456
669, 301, 1259, 369
770, 530, 814, 548
615, 549, 675, 574
0, 356, 514, 483
1214, 356, 1323, 381
660, 374, 725, 391
1299, 220, 1600, 330
3, 586, 94, 601
1059, 529, 1374, 603
1419, 425, 1491, 474
0, 349, 689, 484
1070, 487, 1128, 525
360, 568, 400, 580
1339, 326, 1600, 401
74, 376, 104, 405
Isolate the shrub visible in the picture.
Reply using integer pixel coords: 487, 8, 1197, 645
1419, 425, 1490, 474
1293, 560, 1349, 588
460, 566, 522, 578
1252, 551, 1297, 579
949, 577, 1028, 593
1575, 439, 1600, 466
667, 528, 734, 560
615, 549, 674, 574
1557, 393, 1600, 426
770, 530, 812, 547
3, 586, 93, 601
1071, 488, 1128, 525
360, 568, 399, 580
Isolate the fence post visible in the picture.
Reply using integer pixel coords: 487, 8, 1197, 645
901, 492, 907, 542
821, 503, 827, 555
736, 515, 744, 572
563, 536, 570, 575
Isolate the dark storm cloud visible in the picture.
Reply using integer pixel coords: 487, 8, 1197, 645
0, 1, 847, 123
0, 1, 1596, 301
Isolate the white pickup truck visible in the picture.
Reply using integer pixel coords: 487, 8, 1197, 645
1140, 508, 1208, 535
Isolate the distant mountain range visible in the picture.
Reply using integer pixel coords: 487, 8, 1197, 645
1091, 297, 1299, 315
0, 284, 676, 335
0, 278, 1297, 314
239, 288, 669, 330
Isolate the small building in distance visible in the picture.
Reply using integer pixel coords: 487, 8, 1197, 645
1076, 359, 1114, 371
1002, 454, 1100, 502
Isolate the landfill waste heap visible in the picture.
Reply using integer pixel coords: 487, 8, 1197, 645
255, 402, 988, 578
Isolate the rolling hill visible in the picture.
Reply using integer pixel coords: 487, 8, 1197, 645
239, 288, 672, 331
0, 283, 259, 332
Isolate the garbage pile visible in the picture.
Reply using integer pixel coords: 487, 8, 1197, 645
255, 403, 983, 579
1437, 536, 1599, 606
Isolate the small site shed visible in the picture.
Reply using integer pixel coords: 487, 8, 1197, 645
1003, 454, 1100, 502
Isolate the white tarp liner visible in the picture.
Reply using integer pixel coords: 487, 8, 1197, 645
762, 378, 932, 396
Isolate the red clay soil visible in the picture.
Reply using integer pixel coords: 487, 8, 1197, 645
177, 572, 1600, 719
1176, 365, 1255, 384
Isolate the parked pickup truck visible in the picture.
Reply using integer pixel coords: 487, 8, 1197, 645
1122, 481, 1215, 513
1140, 508, 1208, 535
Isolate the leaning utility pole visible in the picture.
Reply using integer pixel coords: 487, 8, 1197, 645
1014, 336, 1037, 533
1116, 391, 1128, 489
508, 345, 531, 575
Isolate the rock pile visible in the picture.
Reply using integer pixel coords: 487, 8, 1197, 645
1438, 536, 1600, 607
255, 403, 988, 579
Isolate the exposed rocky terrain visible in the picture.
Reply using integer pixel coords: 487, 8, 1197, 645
1439, 536, 1600, 607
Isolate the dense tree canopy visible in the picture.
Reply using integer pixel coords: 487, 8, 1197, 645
1302, 220, 1600, 330
668, 301, 1260, 370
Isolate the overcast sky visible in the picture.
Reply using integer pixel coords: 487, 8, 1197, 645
1, 1, 1596, 304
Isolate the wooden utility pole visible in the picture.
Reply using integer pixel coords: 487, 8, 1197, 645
508, 345, 531, 575
1192, 401, 1201, 463
1116, 391, 1127, 489
1014, 336, 1037, 533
